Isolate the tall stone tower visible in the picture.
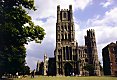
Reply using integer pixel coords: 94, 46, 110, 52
55, 5, 78, 76
54, 5, 101, 76
85, 29, 101, 76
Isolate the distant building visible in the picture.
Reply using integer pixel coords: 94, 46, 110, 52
44, 54, 48, 75
36, 61, 44, 75
48, 58, 56, 76
36, 60, 40, 72
36, 54, 48, 75
102, 42, 117, 76
39, 62, 44, 75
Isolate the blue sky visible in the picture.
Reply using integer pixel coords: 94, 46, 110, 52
25, 0, 117, 70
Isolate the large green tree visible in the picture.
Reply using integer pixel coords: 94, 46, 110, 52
0, 0, 45, 76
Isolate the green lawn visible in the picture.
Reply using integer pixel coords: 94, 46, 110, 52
14, 76, 117, 80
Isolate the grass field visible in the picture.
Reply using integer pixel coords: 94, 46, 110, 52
14, 76, 117, 80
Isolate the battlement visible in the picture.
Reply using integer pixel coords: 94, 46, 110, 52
86, 29, 95, 38
87, 29, 95, 32
61, 9, 69, 11
57, 5, 73, 22
57, 5, 60, 11
57, 5, 72, 11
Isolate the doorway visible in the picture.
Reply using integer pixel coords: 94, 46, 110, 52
64, 63, 73, 76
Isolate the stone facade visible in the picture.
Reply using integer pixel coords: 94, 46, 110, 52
36, 60, 40, 72
54, 5, 101, 76
48, 58, 56, 76
36, 61, 44, 75
44, 54, 48, 75
102, 42, 117, 76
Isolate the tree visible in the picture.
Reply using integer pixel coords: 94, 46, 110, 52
83, 64, 95, 76
0, 0, 45, 77
21, 66, 30, 75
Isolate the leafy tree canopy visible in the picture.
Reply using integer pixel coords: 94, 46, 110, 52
0, 0, 45, 76
83, 64, 95, 76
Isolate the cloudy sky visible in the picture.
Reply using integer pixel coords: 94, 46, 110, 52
25, 0, 117, 70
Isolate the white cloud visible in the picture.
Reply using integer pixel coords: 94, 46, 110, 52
74, 0, 92, 10
88, 7, 117, 27
100, 0, 113, 8
105, 8, 117, 23
28, 0, 93, 19
25, 16, 56, 69
58, 0, 92, 11
85, 7, 117, 65
26, 56, 39, 70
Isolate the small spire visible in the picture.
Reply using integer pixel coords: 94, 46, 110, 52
44, 53, 47, 57
57, 5, 60, 11
69, 5, 72, 10
37, 60, 40, 63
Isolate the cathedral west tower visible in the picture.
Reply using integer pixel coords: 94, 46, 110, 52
55, 5, 79, 76
54, 5, 101, 76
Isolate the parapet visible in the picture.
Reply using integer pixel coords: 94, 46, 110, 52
61, 9, 69, 11
57, 5, 60, 11
87, 29, 95, 38
87, 29, 95, 32
57, 5, 72, 11
69, 5, 72, 10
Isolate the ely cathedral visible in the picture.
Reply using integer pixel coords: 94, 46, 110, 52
54, 5, 101, 76
37, 5, 101, 76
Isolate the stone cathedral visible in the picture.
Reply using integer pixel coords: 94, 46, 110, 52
53, 5, 101, 76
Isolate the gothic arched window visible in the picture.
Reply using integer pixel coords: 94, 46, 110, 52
65, 33, 67, 39
64, 12, 66, 18
66, 46, 69, 60
61, 26, 63, 31
58, 26, 60, 30
65, 25, 67, 30
62, 34, 64, 40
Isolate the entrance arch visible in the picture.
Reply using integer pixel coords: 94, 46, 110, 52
64, 63, 73, 76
